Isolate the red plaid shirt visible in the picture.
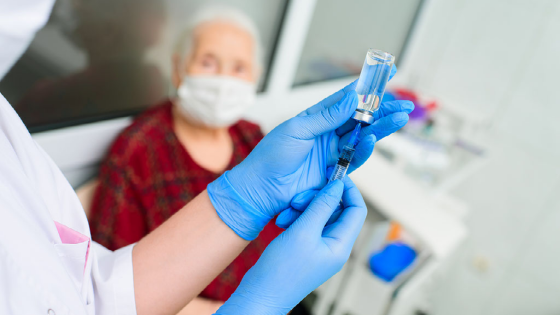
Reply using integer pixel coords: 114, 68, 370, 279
89, 100, 283, 301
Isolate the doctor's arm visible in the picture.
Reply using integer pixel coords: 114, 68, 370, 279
132, 190, 248, 315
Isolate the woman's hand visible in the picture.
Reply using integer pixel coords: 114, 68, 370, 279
215, 177, 367, 314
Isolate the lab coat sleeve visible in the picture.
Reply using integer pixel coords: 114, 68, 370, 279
90, 242, 137, 315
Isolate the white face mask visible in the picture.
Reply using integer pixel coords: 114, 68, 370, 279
0, 0, 55, 79
176, 75, 257, 128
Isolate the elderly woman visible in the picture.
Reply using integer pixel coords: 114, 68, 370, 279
88, 6, 282, 314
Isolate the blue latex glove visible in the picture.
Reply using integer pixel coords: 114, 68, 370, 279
275, 98, 415, 229
208, 68, 413, 240
215, 177, 367, 314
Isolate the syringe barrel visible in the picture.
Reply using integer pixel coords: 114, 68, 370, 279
352, 49, 395, 125
329, 145, 355, 182
329, 164, 348, 182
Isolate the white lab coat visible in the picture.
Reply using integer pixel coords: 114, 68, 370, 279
0, 1, 136, 314
0, 94, 137, 315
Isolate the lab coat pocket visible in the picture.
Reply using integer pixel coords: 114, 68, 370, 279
53, 241, 89, 291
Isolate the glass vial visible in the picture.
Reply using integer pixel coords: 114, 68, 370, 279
352, 49, 395, 124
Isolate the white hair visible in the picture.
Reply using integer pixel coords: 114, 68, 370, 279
174, 5, 264, 76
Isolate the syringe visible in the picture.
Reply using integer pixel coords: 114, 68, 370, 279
329, 48, 394, 182
329, 123, 361, 182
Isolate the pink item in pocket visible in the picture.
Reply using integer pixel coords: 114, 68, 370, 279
54, 221, 91, 272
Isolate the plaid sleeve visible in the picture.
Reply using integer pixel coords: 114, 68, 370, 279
89, 145, 148, 251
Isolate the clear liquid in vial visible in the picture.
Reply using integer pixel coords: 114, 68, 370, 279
355, 49, 394, 115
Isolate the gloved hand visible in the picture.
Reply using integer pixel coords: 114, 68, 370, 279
275, 94, 416, 229
208, 66, 413, 240
214, 177, 367, 315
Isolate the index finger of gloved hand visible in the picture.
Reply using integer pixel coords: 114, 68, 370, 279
275, 207, 303, 229
339, 111, 405, 152
362, 112, 409, 141
346, 134, 376, 175
291, 189, 320, 210
297, 80, 358, 117
276, 189, 320, 228
289, 91, 358, 140
290, 180, 344, 234
337, 100, 413, 137
323, 177, 367, 244
335, 118, 359, 137
373, 100, 414, 121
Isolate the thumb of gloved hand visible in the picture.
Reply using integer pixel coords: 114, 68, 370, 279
289, 180, 344, 232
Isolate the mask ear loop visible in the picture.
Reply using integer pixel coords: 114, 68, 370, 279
170, 47, 192, 99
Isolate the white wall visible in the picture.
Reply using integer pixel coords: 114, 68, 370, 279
403, 0, 560, 313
